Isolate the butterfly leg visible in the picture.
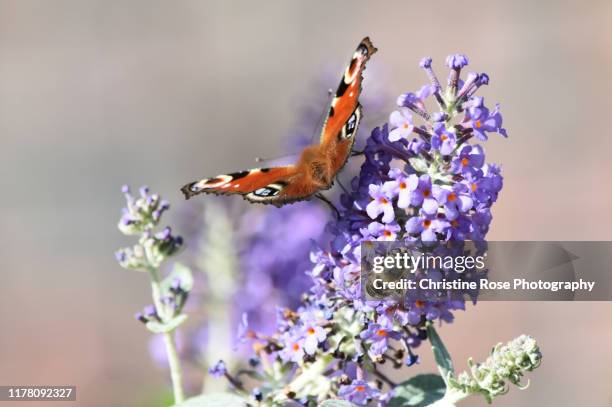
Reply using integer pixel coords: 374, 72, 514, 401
335, 176, 350, 195
351, 150, 365, 157
315, 193, 340, 218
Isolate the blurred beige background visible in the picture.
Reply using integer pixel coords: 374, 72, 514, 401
1, 0, 611, 406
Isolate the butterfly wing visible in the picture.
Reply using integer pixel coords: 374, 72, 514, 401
181, 166, 318, 206
181, 37, 377, 207
319, 37, 376, 147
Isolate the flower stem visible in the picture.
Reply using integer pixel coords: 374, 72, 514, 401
163, 331, 185, 404
147, 259, 185, 404
426, 388, 465, 407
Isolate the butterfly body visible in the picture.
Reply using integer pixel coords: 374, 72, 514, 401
182, 37, 377, 207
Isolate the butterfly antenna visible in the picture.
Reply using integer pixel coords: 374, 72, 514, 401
309, 88, 335, 144
315, 193, 340, 219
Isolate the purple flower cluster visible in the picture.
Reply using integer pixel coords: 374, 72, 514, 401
234, 202, 328, 335
212, 54, 507, 406
116, 185, 183, 270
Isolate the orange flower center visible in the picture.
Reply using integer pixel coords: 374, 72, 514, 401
376, 329, 388, 337
415, 300, 425, 308
403, 123, 410, 129
423, 219, 432, 228
380, 197, 388, 204
461, 157, 469, 166
441, 134, 448, 141
307, 327, 315, 335
355, 385, 366, 392
471, 183, 477, 192
423, 189, 431, 197
447, 192, 457, 202
475, 119, 482, 128
383, 230, 392, 237
399, 182, 407, 189
451, 220, 459, 227
292, 343, 300, 351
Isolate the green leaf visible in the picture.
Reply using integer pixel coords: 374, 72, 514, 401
389, 374, 446, 407
173, 393, 247, 407
161, 262, 193, 294
427, 325, 454, 384
319, 400, 357, 407
146, 314, 188, 333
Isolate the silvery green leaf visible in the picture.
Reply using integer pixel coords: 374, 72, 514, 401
161, 262, 193, 293
427, 325, 454, 385
146, 314, 188, 333
319, 400, 357, 407
173, 393, 247, 407
409, 157, 429, 173
389, 374, 446, 407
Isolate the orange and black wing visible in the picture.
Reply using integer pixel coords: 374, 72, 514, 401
319, 37, 377, 147
181, 166, 316, 206
181, 37, 377, 207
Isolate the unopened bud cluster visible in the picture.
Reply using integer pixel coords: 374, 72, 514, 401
115, 185, 183, 270
450, 335, 542, 403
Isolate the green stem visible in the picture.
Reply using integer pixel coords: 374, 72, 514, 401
163, 331, 186, 404
148, 268, 166, 319
146, 254, 185, 404
426, 388, 466, 407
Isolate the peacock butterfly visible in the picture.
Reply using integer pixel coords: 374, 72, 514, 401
181, 37, 377, 207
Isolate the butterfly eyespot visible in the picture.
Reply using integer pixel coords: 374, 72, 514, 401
190, 184, 200, 192
246, 182, 287, 201
254, 187, 279, 197
339, 108, 361, 140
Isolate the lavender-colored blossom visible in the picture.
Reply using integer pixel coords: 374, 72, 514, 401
432, 184, 473, 221
388, 109, 414, 142
406, 214, 449, 242
366, 184, 395, 223
463, 97, 508, 140
446, 214, 473, 241
279, 331, 306, 363
382, 168, 412, 209
397, 85, 436, 119
338, 380, 381, 406
408, 175, 438, 215
451, 144, 485, 176
360, 322, 400, 357
364, 222, 401, 241
299, 310, 327, 355
431, 122, 457, 155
